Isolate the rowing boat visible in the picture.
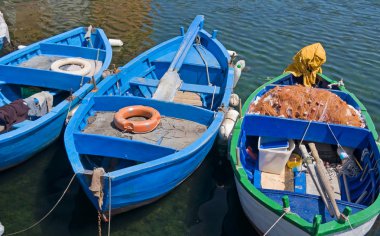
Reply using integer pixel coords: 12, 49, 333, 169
64, 15, 234, 216
229, 72, 380, 235
0, 26, 112, 170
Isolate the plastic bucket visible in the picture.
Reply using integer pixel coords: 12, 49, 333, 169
258, 137, 295, 174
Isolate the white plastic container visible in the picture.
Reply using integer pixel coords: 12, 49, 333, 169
109, 38, 124, 47
219, 109, 239, 140
233, 60, 245, 88
258, 137, 295, 174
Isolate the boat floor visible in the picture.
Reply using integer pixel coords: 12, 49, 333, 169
18, 56, 65, 70
83, 112, 207, 150
18, 55, 102, 76
261, 166, 341, 199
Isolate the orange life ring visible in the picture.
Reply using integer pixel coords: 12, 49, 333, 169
113, 105, 160, 133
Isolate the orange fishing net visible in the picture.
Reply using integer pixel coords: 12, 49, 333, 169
249, 85, 363, 127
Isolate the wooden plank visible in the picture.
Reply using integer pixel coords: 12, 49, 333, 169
0, 65, 90, 91
129, 77, 220, 95
174, 91, 203, 106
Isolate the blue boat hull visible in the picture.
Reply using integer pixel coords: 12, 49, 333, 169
0, 110, 65, 170
81, 122, 219, 213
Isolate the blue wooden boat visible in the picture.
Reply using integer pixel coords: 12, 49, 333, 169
230, 73, 380, 235
0, 26, 112, 171
64, 16, 234, 216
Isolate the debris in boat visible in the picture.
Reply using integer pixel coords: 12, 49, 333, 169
0, 100, 29, 132
249, 85, 364, 127
23, 91, 53, 117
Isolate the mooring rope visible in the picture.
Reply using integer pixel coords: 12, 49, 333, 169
340, 214, 354, 230
65, 89, 74, 124
107, 174, 112, 236
263, 207, 290, 236
5, 173, 77, 236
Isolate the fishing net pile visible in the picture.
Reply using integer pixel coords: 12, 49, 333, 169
249, 85, 364, 127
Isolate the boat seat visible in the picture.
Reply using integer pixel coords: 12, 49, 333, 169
129, 77, 220, 95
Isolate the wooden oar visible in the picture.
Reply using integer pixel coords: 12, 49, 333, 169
153, 15, 204, 101
299, 144, 335, 217
308, 142, 341, 219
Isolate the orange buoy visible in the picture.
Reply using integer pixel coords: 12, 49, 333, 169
113, 105, 160, 133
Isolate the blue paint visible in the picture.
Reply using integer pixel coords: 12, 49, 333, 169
294, 171, 306, 194
237, 74, 380, 224
64, 16, 233, 214
0, 27, 112, 171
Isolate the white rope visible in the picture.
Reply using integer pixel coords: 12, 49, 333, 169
65, 90, 74, 124
95, 47, 100, 75
195, 44, 211, 86
116, 81, 121, 95
327, 123, 343, 150
6, 173, 77, 236
340, 214, 354, 230
80, 74, 85, 87
210, 85, 216, 110
263, 207, 290, 236
107, 174, 111, 236
300, 120, 312, 145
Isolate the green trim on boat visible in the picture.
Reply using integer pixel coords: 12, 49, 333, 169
230, 73, 380, 235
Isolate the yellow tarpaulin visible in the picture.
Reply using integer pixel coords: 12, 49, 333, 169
284, 43, 326, 87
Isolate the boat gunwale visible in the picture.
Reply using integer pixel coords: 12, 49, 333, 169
229, 73, 380, 235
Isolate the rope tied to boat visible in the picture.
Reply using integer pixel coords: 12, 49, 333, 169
4, 173, 77, 236
89, 168, 105, 236
65, 89, 74, 124
89, 168, 112, 236
340, 214, 354, 230
263, 207, 291, 236
107, 173, 112, 236
195, 36, 211, 86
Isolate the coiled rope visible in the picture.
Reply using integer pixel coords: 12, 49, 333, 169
5, 173, 77, 236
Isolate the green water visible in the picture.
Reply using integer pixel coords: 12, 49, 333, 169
0, 0, 379, 235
